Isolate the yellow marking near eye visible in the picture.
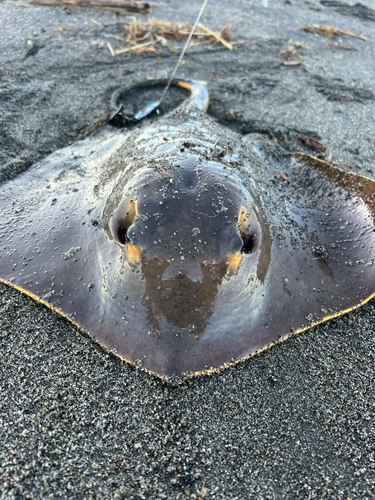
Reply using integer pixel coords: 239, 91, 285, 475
226, 252, 243, 273
239, 208, 249, 232
122, 200, 136, 228
127, 244, 142, 263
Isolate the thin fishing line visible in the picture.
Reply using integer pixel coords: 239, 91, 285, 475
159, 0, 209, 105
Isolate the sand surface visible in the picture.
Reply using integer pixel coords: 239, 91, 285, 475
1, 0, 375, 497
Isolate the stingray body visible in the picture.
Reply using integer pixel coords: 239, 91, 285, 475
1, 79, 375, 379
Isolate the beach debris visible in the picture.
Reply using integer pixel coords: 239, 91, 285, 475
197, 23, 233, 50
280, 45, 301, 58
298, 136, 327, 153
114, 41, 154, 55
26, 0, 151, 14
282, 61, 302, 66
90, 18, 103, 27
119, 19, 235, 52
300, 24, 367, 41
107, 41, 115, 56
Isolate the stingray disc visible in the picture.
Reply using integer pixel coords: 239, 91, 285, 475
1, 79, 375, 379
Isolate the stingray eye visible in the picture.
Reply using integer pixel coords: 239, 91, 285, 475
241, 233, 255, 254
110, 199, 136, 246
239, 208, 256, 255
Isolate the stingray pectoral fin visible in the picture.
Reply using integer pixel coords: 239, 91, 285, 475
293, 153, 375, 218
0, 128, 147, 364
255, 154, 375, 350
0, 170, 152, 372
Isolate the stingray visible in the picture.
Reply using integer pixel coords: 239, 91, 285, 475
1, 78, 375, 379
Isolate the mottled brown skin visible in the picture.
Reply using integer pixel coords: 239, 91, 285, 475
1, 80, 375, 379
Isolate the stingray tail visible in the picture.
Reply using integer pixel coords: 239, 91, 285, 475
109, 78, 209, 127
174, 78, 209, 113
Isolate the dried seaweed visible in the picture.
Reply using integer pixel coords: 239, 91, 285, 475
298, 136, 326, 153
27, 0, 151, 14
121, 19, 235, 50
300, 24, 367, 41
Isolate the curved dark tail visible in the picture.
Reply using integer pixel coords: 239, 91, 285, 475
110, 78, 209, 126
174, 78, 209, 113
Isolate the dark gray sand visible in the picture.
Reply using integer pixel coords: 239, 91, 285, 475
1, 0, 375, 497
